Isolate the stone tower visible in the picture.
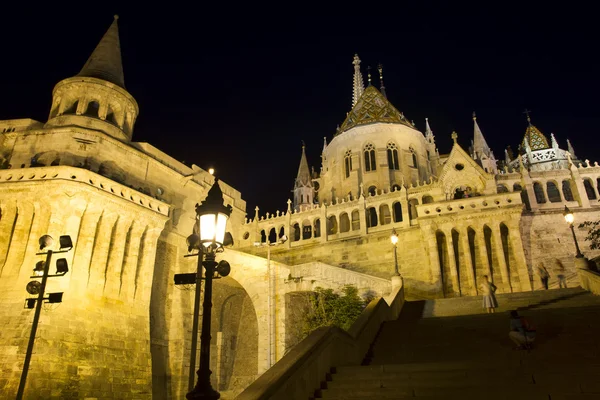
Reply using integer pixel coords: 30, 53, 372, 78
471, 112, 498, 174
293, 144, 314, 211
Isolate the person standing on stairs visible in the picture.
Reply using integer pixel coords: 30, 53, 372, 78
553, 259, 568, 289
537, 264, 550, 290
480, 275, 498, 313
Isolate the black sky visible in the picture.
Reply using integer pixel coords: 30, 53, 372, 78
1, 5, 599, 217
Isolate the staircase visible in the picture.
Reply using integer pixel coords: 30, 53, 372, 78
318, 288, 600, 400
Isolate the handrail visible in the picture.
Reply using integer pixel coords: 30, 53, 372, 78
236, 283, 404, 400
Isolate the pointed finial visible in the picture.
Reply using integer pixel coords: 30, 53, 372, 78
472, 111, 477, 120
352, 54, 365, 107
451, 131, 458, 143
114, 14, 119, 20
378, 63, 387, 98
301, 139, 305, 150
367, 66, 372, 85
523, 109, 532, 123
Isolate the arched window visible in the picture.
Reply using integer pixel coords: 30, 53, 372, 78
533, 182, 546, 203
422, 195, 434, 204
387, 142, 400, 170
268, 228, 277, 243
106, 106, 117, 125
327, 216, 338, 234
379, 204, 391, 225
339, 213, 350, 233
392, 184, 401, 192
584, 179, 597, 200
364, 143, 376, 172
514, 183, 531, 210
562, 180, 574, 201
344, 150, 352, 178
392, 202, 402, 222
64, 100, 79, 115
292, 223, 301, 241
351, 210, 360, 230
547, 181, 561, 202
497, 184, 509, 193
408, 198, 419, 219
302, 221, 312, 240
314, 219, 321, 238
278, 226, 286, 239
84, 101, 100, 118
366, 207, 378, 227
410, 147, 418, 168
368, 186, 377, 196
260, 230, 267, 243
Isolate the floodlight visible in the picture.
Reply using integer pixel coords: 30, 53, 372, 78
46, 293, 63, 303
59, 235, 73, 250
174, 273, 196, 285
39, 235, 54, 250
216, 260, 231, 277
26, 281, 41, 295
55, 258, 68, 275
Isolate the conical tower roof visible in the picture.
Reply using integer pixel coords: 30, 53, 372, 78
521, 119, 549, 151
338, 86, 413, 134
473, 113, 492, 156
77, 15, 125, 88
295, 145, 312, 187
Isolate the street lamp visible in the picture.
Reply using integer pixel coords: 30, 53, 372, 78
563, 205, 583, 258
185, 179, 232, 400
391, 229, 400, 276
17, 234, 73, 400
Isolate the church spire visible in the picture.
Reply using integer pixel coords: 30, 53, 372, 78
77, 15, 125, 88
567, 139, 577, 159
378, 63, 387, 98
352, 54, 365, 107
471, 112, 497, 174
293, 143, 314, 212
425, 117, 434, 140
295, 142, 312, 187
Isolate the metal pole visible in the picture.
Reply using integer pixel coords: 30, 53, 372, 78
393, 244, 399, 276
188, 250, 204, 392
267, 243, 274, 368
16, 250, 52, 400
570, 224, 583, 258
187, 250, 219, 400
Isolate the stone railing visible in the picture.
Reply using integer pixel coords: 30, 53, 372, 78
417, 191, 522, 218
287, 262, 392, 297
579, 268, 600, 295
235, 283, 405, 400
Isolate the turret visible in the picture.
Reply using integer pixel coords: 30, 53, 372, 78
471, 112, 497, 174
352, 54, 365, 107
45, 16, 139, 142
293, 144, 314, 212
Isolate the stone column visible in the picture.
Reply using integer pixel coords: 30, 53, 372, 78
459, 227, 477, 295
358, 196, 367, 236
320, 203, 328, 242
87, 211, 119, 294
425, 228, 443, 295
135, 226, 164, 304
2, 201, 37, 278
507, 220, 532, 291
70, 206, 103, 296
491, 223, 512, 293
476, 225, 492, 280
399, 186, 410, 227
104, 216, 134, 298
444, 228, 461, 296
570, 165, 591, 208
119, 221, 148, 302
541, 182, 549, 204
0, 201, 17, 271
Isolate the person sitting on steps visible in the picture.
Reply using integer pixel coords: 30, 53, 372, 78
509, 310, 536, 350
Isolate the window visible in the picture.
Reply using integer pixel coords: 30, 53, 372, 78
364, 143, 376, 172
386, 142, 400, 170
344, 150, 352, 178
410, 148, 418, 168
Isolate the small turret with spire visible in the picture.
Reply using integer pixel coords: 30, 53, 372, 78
293, 142, 315, 212
352, 54, 365, 107
471, 112, 498, 174
378, 63, 387, 98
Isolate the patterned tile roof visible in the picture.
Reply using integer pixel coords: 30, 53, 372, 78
522, 123, 550, 151
337, 86, 413, 134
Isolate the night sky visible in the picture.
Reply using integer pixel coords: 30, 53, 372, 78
1, 6, 598, 217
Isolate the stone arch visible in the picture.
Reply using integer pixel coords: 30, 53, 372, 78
513, 183, 531, 210
278, 226, 286, 239
351, 210, 360, 230
546, 181, 561, 203
392, 202, 402, 222
584, 178, 597, 200
497, 184, 509, 193
339, 212, 350, 233
292, 223, 300, 241
367, 185, 377, 196
533, 182, 546, 203
302, 220, 312, 239
63, 99, 79, 115
451, 228, 463, 296
366, 207, 378, 227
500, 222, 518, 291
422, 195, 434, 204
363, 142, 377, 172
436, 230, 453, 297
467, 226, 480, 291
392, 184, 401, 192
562, 180, 574, 202
84, 100, 100, 118
379, 204, 391, 225
268, 228, 277, 243
327, 215, 338, 234
408, 198, 419, 219
260, 229, 267, 243
313, 219, 321, 238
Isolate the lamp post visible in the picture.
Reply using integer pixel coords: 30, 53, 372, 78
16, 234, 73, 400
186, 179, 232, 400
563, 205, 583, 258
391, 229, 400, 276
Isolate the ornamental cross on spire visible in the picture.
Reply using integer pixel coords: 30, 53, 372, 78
523, 109, 532, 123
352, 54, 365, 107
